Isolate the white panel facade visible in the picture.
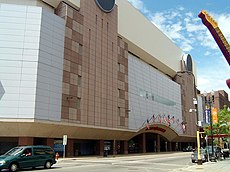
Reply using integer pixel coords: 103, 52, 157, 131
0, 3, 40, 119
197, 95, 204, 123
128, 53, 183, 134
35, 8, 65, 121
0, 3, 64, 121
116, 0, 183, 74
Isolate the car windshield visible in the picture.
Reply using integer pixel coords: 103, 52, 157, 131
206, 146, 217, 152
201, 149, 206, 153
194, 149, 206, 154
4, 147, 24, 156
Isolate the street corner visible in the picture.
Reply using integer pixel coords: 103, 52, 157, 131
55, 158, 78, 163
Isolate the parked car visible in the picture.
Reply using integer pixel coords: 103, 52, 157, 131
205, 146, 222, 160
191, 148, 208, 163
0, 145, 56, 172
222, 148, 229, 158
183, 146, 194, 152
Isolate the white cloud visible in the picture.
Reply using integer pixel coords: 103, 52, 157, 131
127, 0, 229, 53
150, 12, 166, 28
198, 12, 230, 51
127, 0, 230, 97
127, 0, 150, 14
179, 39, 193, 52
197, 77, 210, 87
198, 76, 230, 96
211, 13, 230, 41
197, 58, 230, 96
204, 51, 211, 56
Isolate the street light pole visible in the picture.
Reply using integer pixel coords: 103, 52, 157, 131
193, 98, 202, 165
204, 91, 216, 162
209, 101, 215, 161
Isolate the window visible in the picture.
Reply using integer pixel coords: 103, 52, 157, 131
23, 148, 32, 156
79, 44, 83, 55
34, 148, 45, 155
146, 92, 149, 99
77, 75, 81, 86
118, 107, 121, 116
139, 89, 145, 97
34, 147, 53, 155
118, 89, 121, 97
76, 98, 81, 109
120, 116, 125, 126
152, 95, 154, 101
118, 63, 121, 71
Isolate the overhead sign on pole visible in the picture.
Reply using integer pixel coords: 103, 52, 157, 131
63, 135, 67, 145
205, 109, 210, 124
212, 107, 218, 124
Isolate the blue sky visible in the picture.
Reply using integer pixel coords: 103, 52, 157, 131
127, 0, 230, 97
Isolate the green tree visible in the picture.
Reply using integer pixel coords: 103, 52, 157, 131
204, 105, 230, 146
218, 105, 230, 134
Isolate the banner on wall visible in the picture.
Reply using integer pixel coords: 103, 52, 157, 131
205, 109, 210, 124
212, 107, 218, 124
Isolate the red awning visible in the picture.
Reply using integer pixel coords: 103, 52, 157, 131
208, 134, 230, 138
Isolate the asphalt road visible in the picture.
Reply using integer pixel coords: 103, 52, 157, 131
17, 152, 194, 172
6, 152, 229, 172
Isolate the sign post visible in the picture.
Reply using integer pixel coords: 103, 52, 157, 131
63, 135, 67, 158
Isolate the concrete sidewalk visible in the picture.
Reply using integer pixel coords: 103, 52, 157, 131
179, 158, 230, 172
56, 153, 230, 172
57, 151, 192, 162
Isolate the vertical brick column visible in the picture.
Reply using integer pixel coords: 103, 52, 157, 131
98, 140, 104, 156
154, 140, 157, 152
179, 142, 182, 151
46, 138, 54, 148
113, 140, 117, 155
55, 2, 83, 123
139, 133, 146, 153
157, 134, 160, 152
171, 142, 175, 151
67, 139, 74, 157
18, 137, 34, 146
124, 140, 128, 154
169, 142, 172, 151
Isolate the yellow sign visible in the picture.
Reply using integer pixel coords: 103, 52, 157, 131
212, 107, 218, 124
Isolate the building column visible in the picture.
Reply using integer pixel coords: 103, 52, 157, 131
46, 138, 54, 148
98, 140, 104, 156
175, 142, 178, 151
124, 140, 128, 154
18, 137, 34, 146
157, 134, 160, 152
178, 142, 182, 151
169, 142, 172, 151
165, 141, 168, 152
67, 139, 74, 157
113, 140, 117, 155
139, 133, 146, 153
142, 133, 146, 153
154, 140, 157, 152
171, 142, 175, 151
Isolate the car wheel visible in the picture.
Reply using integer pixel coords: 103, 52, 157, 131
192, 160, 195, 163
44, 161, 52, 169
9, 163, 18, 172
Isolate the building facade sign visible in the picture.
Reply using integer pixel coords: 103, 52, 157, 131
95, 0, 115, 13
146, 126, 166, 133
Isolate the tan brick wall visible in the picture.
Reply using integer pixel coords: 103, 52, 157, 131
174, 72, 197, 136
56, 0, 128, 129
117, 37, 129, 128
56, 2, 83, 123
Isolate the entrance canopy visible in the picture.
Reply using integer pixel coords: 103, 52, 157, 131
136, 123, 180, 142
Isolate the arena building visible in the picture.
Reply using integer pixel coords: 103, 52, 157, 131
0, 0, 199, 156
